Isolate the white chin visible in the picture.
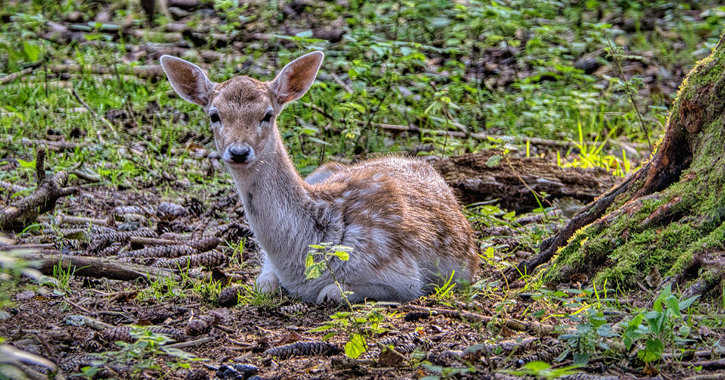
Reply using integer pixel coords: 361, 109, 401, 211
224, 160, 255, 168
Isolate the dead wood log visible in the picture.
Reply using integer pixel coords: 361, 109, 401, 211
433, 150, 617, 213
0, 171, 78, 230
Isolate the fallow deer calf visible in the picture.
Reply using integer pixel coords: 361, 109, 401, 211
160, 52, 479, 303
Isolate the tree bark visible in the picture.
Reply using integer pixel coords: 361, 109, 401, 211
507, 35, 725, 298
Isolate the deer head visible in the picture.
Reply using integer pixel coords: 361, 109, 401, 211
159, 52, 324, 167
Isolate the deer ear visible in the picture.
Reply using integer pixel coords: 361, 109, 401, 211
160, 55, 215, 108
270, 51, 324, 106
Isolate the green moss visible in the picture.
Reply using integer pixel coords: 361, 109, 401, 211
544, 42, 725, 294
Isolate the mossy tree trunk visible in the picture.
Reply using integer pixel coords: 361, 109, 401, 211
508, 36, 725, 298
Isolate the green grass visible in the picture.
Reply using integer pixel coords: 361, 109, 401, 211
1, 0, 722, 184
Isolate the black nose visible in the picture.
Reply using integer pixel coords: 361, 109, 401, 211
227, 146, 251, 163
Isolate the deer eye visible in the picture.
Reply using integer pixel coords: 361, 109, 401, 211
261, 112, 273, 123
210, 113, 221, 124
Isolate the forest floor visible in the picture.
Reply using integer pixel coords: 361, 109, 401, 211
2, 1, 725, 379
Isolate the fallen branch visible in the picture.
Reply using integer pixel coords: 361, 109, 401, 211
14, 251, 176, 282
682, 375, 725, 380
1, 137, 83, 151
45, 64, 164, 79
302, 102, 648, 152
55, 214, 113, 227
399, 305, 569, 336
678, 358, 725, 370
0, 344, 63, 380
0, 66, 37, 85
0, 180, 29, 194
165, 337, 214, 349
0, 171, 78, 230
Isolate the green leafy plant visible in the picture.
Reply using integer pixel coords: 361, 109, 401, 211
305, 243, 388, 359
83, 327, 200, 377
618, 284, 699, 365
499, 361, 581, 379
559, 307, 618, 365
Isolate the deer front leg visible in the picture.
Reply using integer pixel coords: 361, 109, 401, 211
316, 283, 344, 304
255, 254, 281, 294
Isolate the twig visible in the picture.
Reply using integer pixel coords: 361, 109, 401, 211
399, 305, 570, 336
635, 280, 655, 296
679, 358, 725, 370
505, 154, 553, 222
71, 87, 118, 139
603, 31, 653, 152
46, 64, 164, 79
1, 243, 56, 250
356, 77, 393, 149
0, 66, 37, 85
129, 236, 181, 245
1, 137, 83, 151
35, 148, 46, 184
302, 102, 649, 151
62, 296, 92, 314
165, 337, 214, 349
662, 349, 725, 360
330, 73, 353, 94
682, 375, 725, 380
55, 214, 113, 227
68, 169, 101, 183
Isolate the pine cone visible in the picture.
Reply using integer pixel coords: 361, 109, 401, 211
152, 249, 226, 268
118, 245, 198, 259
263, 341, 340, 360
279, 303, 308, 316
90, 229, 157, 251
185, 237, 221, 252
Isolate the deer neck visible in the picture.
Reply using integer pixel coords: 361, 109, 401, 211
226, 130, 320, 259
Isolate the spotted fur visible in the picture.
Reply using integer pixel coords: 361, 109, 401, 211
160, 52, 479, 303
